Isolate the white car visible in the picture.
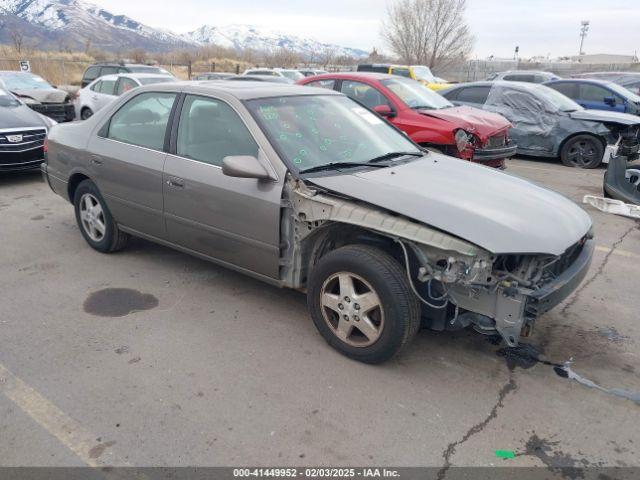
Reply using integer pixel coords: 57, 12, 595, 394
76, 73, 176, 120
242, 68, 304, 82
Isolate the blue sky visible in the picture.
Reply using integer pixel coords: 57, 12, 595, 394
97, 0, 640, 58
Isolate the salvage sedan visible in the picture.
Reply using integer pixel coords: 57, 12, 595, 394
0, 86, 55, 172
0, 71, 75, 123
440, 81, 640, 168
299, 73, 516, 168
42, 82, 594, 363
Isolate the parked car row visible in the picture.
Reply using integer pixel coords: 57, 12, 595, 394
41, 80, 596, 363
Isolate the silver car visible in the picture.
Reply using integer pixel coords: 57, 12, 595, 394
42, 81, 594, 363
77, 73, 177, 120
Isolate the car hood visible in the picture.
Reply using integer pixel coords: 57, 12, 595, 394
0, 104, 48, 129
569, 109, 640, 126
417, 105, 512, 141
10, 88, 69, 104
308, 155, 591, 256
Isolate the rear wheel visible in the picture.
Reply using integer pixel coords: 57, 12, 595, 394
560, 134, 604, 169
80, 107, 93, 120
73, 180, 129, 253
307, 245, 421, 364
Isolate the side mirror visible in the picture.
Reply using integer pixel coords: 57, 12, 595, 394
222, 155, 271, 180
604, 96, 617, 106
373, 104, 394, 117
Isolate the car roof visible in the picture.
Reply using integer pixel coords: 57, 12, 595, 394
137, 80, 341, 100
547, 78, 615, 86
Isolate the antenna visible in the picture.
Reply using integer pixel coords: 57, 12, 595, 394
579, 20, 590, 56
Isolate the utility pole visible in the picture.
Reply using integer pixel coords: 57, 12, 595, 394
579, 20, 590, 56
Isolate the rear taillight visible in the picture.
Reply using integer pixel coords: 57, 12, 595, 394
43, 138, 48, 154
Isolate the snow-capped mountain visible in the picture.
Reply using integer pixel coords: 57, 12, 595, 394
0, 0, 191, 51
184, 24, 368, 59
0, 1, 368, 57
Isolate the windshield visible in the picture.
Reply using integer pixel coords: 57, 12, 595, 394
381, 77, 453, 109
0, 73, 54, 91
0, 87, 21, 107
280, 70, 305, 81
247, 95, 421, 173
138, 76, 177, 85
607, 81, 640, 103
535, 85, 583, 112
411, 66, 436, 83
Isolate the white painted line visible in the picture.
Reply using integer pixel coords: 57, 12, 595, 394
0, 363, 125, 467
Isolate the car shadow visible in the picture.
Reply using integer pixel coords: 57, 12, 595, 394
0, 170, 43, 187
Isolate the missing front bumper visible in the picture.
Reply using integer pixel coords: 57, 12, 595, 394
447, 239, 595, 346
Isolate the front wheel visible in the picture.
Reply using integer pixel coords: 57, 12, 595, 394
560, 134, 604, 169
307, 245, 421, 364
73, 180, 129, 253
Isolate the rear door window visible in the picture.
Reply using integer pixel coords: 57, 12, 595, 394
580, 83, 617, 102
547, 82, 578, 99
455, 86, 491, 105
89, 81, 102, 92
107, 92, 177, 150
98, 79, 117, 95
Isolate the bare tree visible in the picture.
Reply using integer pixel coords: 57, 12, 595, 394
129, 48, 147, 64
382, 0, 474, 70
10, 29, 24, 54
319, 46, 337, 68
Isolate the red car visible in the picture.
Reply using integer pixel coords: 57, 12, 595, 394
297, 72, 517, 168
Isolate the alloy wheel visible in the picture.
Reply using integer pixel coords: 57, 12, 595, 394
79, 193, 106, 242
567, 139, 599, 167
320, 272, 384, 347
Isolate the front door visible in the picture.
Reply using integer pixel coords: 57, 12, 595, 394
579, 83, 625, 112
163, 94, 282, 278
87, 91, 177, 239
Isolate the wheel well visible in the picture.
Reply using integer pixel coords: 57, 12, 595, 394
558, 132, 606, 157
303, 224, 403, 285
67, 173, 90, 202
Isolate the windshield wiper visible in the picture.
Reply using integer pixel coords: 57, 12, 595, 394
299, 162, 389, 174
367, 151, 424, 164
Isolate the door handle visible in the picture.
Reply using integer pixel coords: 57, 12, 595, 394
166, 177, 185, 188
90, 155, 103, 166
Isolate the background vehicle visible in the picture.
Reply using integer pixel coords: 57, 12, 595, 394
229, 75, 293, 84
299, 72, 515, 168
243, 68, 304, 82
0, 71, 74, 122
193, 72, 236, 80
571, 72, 640, 95
81, 63, 172, 88
298, 69, 328, 77
357, 64, 450, 90
440, 81, 640, 168
43, 81, 594, 363
486, 70, 560, 83
76, 73, 177, 120
545, 79, 640, 115
0, 86, 55, 172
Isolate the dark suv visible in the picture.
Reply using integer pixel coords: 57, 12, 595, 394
81, 63, 170, 88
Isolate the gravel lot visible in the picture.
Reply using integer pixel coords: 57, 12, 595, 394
0, 158, 639, 470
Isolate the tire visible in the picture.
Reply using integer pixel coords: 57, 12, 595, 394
560, 134, 604, 169
73, 180, 129, 253
307, 245, 421, 364
80, 107, 93, 120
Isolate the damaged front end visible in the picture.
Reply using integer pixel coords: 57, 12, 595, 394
282, 177, 594, 347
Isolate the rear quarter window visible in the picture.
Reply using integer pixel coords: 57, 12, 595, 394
455, 86, 491, 104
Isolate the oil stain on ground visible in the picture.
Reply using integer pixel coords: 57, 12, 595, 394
84, 288, 158, 317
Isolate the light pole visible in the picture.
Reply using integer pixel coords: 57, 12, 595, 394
579, 20, 590, 56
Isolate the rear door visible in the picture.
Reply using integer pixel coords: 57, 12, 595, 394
87, 91, 178, 239
162, 94, 282, 278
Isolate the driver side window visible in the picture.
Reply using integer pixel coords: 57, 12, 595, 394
176, 95, 259, 167
340, 81, 392, 110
